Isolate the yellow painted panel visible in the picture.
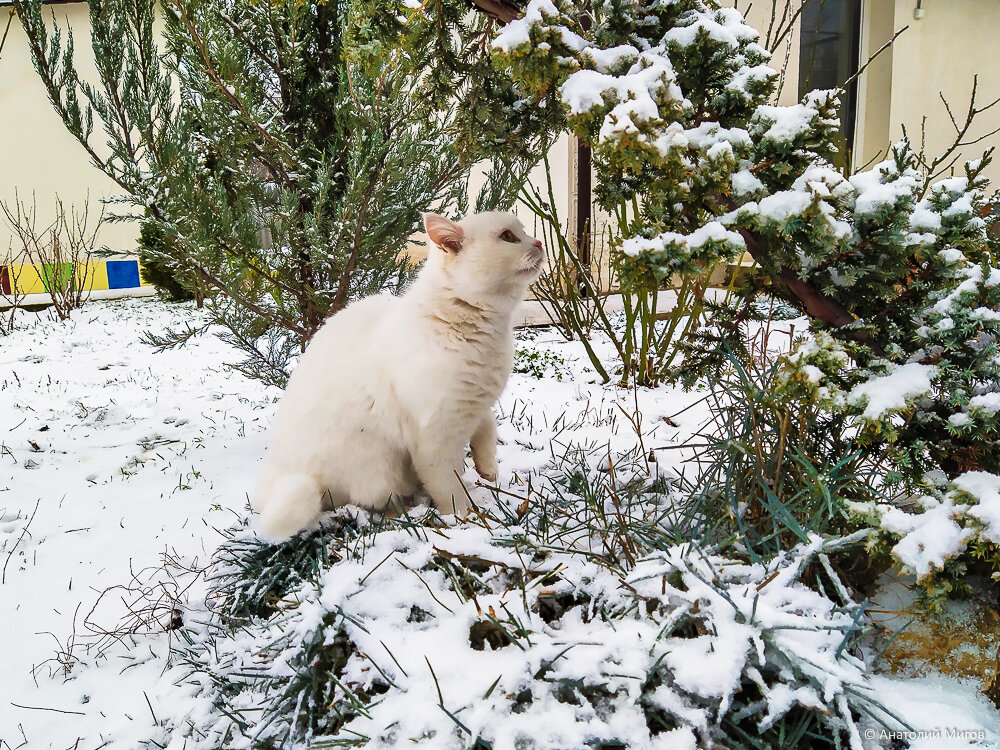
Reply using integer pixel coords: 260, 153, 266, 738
79, 262, 109, 291
10, 265, 47, 295
137, 261, 153, 287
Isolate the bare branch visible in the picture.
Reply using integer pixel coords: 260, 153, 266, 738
0, 9, 14, 61
914, 75, 999, 193
768, 0, 809, 55
940, 91, 961, 135
1, 192, 104, 319
841, 25, 908, 90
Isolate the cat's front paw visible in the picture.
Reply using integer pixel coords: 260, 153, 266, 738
474, 461, 498, 483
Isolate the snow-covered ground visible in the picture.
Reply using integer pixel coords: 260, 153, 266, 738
1, 299, 998, 749
0, 300, 277, 748
0, 299, 690, 748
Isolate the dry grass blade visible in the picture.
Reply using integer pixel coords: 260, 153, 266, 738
3, 498, 40, 585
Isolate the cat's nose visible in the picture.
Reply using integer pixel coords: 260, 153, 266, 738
533, 239, 543, 250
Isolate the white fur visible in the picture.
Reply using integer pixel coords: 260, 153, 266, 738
252, 211, 545, 540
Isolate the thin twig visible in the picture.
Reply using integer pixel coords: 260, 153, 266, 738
841, 26, 909, 90
9, 703, 84, 716
3, 499, 40, 584
0, 9, 14, 62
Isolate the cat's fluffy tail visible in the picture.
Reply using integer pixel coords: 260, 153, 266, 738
253, 473, 323, 541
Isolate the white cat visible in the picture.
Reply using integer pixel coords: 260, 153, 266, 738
252, 211, 545, 540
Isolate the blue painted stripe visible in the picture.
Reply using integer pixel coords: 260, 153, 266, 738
106, 260, 141, 289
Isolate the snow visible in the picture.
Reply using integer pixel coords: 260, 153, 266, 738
910, 200, 944, 231
801, 363, 825, 382
756, 190, 813, 220
663, 8, 760, 49
620, 221, 745, 258
160, 526, 881, 748
940, 247, 968, 264
0, 299, 703, 748
558, 51, 684, 143
877, 495, 972, 579
968, 392, 1000, 413
849, 159, 920, 217
953, 471, 1000, 544
492, 0, 587, 54
683, 122, 752, 150
3, 299, 998, 748
581, 43, 640, 72
760, 684, 824, 731
739, 187, 853, 240
971, 306, 1000, 322
0, 300, 277, 749
943, 193, 975, 218
752, 91, 838, 144
648, 121, 753, 160
707, 140, 733, 160
732, 169, 764, 195
792, 165, 854, 199
871, 470, 1000, 579
934, 176, 970, 195
726, 63, 775, 96
665, 15, 742, 49
713, 7, 762, 40
847, 362, 937, 420
932, 264, 987, 315
869, 676, 1000, 749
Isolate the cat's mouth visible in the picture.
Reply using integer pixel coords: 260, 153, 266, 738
519, 249, 545, 276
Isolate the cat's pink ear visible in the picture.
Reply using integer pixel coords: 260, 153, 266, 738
424, 213, 464, 254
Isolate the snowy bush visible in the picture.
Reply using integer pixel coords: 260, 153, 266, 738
765, 326, 1000, 607
488, 0, 1000, 488
153, 441, 903, 750
490, 0, 772, 386
679, 342, 879, 562
846, 471, 1000, 609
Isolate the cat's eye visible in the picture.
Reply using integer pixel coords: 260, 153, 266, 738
499, 229, 519, 243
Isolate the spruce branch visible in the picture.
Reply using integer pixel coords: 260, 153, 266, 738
164, 0, 298, 178
736, 227, 884, 356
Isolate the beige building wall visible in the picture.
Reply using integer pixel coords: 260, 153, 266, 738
0, 2, 139, 264
855, 0, 895, 168
882, 0, 1000, 187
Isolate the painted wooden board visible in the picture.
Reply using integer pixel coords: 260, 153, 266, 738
0, 259, 150, 295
